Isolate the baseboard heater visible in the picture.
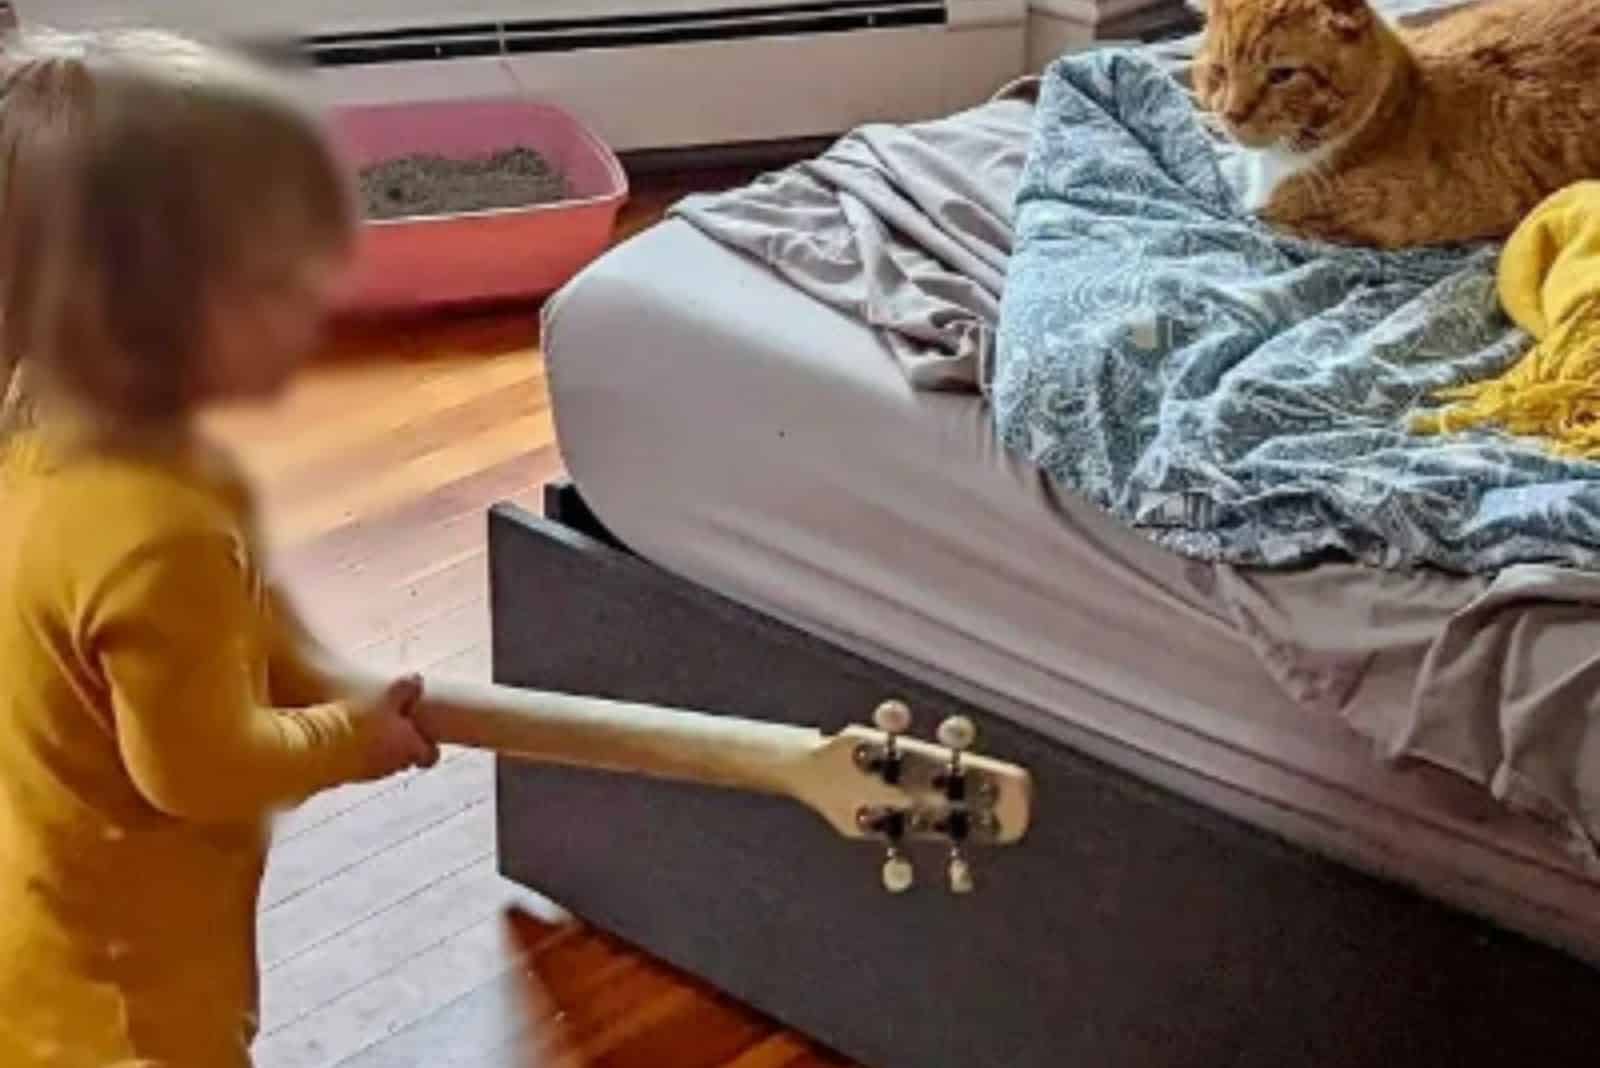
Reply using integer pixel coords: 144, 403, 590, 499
18, 0, 1029, 152
305, 1, 951, 65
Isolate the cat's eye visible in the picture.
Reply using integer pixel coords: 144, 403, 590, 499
1267, 66, 1298, 86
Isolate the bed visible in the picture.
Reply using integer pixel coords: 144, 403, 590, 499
490, 7, 1600, 1067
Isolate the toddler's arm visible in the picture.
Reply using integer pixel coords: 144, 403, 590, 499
90, 532, 409, 822
262, 585, 407, 717
263, 584, 345, 708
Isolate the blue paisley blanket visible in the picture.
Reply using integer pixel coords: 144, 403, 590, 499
995, 48, 1600, 573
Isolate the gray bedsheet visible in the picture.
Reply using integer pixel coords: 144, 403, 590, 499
1226, 563, 1600, 862
667, 0, 1600, 859
673, 85, 1035, 391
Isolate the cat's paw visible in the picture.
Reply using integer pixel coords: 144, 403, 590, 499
1259, 201, 1363, 245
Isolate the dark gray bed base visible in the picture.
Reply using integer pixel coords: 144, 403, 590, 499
490, 485, 1600, 1068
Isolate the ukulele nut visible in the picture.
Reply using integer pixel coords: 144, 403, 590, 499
857, 805, 908, 840
935, 807, 971, 842
854, 742, 903, 785
934, 769, 968, 802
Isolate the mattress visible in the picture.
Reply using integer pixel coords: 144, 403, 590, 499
541, 217, 1600, 962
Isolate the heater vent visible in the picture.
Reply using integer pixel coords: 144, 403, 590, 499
306, 0, 947, 66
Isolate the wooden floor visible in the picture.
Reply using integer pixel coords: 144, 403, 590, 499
208, 173, 858, 1067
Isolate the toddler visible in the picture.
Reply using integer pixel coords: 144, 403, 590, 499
0, 28, 440, 1067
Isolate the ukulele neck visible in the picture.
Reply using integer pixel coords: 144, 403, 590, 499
408, 677, 826, 797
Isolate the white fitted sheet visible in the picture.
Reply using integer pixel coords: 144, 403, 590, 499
542, 218, 1600, 961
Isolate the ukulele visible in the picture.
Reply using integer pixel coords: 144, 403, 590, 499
394, 676, 1034, 896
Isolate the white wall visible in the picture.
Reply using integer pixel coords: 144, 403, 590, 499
17, 0, 949, 36
1025, 0, 1188, 70
16, 0, 1029, 152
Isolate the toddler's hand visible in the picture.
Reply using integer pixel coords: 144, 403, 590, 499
353, 674, 439, 780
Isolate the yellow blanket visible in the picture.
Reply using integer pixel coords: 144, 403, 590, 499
1412, 181, 1600, 457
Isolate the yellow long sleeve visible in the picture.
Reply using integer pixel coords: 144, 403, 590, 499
0, 428, 383, 1067
93, 532, 373, 823
264, 583, 345, 708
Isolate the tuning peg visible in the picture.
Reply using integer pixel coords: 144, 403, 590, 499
934, 718, 976, 895
934, 715, 977, 802
948, 848, 975, 895
937, 715, 976, 752
875, 700, 912, 736
864, 700, 911, 785
882, 848, 915, 894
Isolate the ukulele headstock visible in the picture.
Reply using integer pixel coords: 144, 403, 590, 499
799, 701, 1033, 896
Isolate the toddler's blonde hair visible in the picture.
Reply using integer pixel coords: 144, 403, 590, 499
0, 27, 355, 435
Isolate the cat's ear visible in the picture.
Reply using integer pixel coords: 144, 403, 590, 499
1319, 0, 1374, 38
1185, 0, 1210, 16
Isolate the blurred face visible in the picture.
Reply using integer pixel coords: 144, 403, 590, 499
199, 249, 348, 405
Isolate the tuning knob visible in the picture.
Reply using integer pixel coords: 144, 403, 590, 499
874, 700, 912, 736
935, 715, 976, 802
948, 849, 975, 895
937, 715, 976, 752
867, 700, 911, 786
882, 850, 915, 894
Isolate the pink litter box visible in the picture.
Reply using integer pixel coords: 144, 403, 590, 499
330, 98, 628, 315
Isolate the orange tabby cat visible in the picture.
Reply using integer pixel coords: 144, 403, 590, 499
1192, 0, 1600, 248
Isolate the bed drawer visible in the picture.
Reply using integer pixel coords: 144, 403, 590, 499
489, 493, 1600, 1068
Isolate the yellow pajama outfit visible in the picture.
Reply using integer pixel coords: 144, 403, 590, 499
0, 426, 378, 1067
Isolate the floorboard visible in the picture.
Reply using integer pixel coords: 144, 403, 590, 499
258, 914, 530, 1067
262, 750, 493, 909
206, 169, 861, 1066
259, 801, 494, 971
262, 858, 529, 1031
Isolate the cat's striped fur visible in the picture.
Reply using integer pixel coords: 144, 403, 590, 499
1193, 0, 1600, 248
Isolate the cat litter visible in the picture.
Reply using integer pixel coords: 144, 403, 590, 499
358, 147, 571, 221
331, 98, 627, 313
